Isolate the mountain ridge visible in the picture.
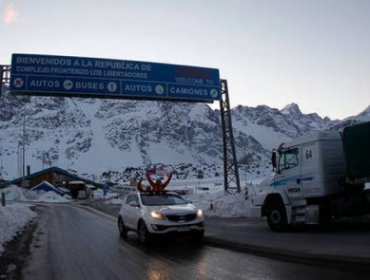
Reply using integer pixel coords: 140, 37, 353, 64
0, 89, 369, 181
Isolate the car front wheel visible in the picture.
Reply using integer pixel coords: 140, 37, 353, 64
118, 217, 128, 239
138, 221, 152, 245
192, 230, 204, 245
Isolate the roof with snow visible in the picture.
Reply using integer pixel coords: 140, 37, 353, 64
31, 181, 65, 195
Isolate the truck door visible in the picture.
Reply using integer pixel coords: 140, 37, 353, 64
299, 143, 319, 197
274, 147, 301, 191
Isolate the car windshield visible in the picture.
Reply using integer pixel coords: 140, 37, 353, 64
140, 193, 187, 206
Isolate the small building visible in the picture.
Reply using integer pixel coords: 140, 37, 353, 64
68, 180, 87, 199
2, 166, 101, 198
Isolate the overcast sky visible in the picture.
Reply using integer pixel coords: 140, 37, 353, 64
1, 0, 370, 119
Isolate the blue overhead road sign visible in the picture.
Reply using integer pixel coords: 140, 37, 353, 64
10, 54, 221, 103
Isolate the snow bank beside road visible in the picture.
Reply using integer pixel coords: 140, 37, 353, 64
187, 191, 252, 217
0, 204, 36, 255
0, 185, 68, 255
34, 191, 71, 203
2, 185, 71, 203
1, 185, 28, 201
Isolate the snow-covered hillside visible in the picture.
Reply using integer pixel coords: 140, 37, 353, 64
0, 88, 369, 181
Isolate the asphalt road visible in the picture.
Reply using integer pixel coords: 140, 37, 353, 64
19, 204, 370, 280
205, 216, 370, 265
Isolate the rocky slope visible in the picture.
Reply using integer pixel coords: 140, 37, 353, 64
0, 88, 368, 181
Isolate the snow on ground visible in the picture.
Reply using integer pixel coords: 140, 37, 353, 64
186, 190, 252, 217
1, 185, 28, 201
0, 185, 72, 254
0, 204, 36, 255
2, 185, 71, 203
34, 192, 71, 203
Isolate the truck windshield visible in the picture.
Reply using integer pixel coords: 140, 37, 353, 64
280, 148, 299, 170
140, 194, 187, 206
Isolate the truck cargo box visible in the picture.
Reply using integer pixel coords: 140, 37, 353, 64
342, 121, 370, 181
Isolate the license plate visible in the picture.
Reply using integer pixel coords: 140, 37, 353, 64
177, 226, 190, 232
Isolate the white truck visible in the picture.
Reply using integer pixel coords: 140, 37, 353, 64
250, 121, 370, 231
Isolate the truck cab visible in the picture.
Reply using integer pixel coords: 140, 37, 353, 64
251, 126, 370, 231
272, 130, 346, 198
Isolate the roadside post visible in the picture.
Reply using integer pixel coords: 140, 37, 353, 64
1, 191, 5, 206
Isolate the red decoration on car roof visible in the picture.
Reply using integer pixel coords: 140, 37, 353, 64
136, 165, 173, 193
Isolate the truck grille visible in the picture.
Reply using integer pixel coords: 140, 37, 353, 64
166, 213, 196, 222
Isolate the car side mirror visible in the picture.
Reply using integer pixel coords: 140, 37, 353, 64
129, 201, 140, 208
271, 150, 280, 174
271, 151, 277, 169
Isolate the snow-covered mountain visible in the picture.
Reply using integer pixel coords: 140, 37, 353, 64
0, 88, 368, 181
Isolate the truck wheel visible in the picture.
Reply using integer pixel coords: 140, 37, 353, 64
319, 206, 331, 227
138, 221, 152, 245
118, 217, 128, 239
267, 200, 290, 232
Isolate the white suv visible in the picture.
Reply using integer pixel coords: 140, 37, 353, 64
118, 191, 205, 244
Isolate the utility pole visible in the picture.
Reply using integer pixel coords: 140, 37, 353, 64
0, 145, 4, 206
0, 67, 3, 91
22, 109, 26, 187
0, 146, 3, 180
220, 79, 241, 194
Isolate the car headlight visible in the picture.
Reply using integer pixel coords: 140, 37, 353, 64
197, 209, 204, 218
150, 211, 165, 220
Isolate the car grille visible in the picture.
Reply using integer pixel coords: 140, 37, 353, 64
166, 213, 197, 222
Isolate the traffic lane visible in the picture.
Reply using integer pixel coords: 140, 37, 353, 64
139, 238, 370, 280
23, 204, 158, 280
22, 205, 370, 280
205, 216, 370, 262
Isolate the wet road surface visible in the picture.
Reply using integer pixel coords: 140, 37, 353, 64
21, 204, 370, 280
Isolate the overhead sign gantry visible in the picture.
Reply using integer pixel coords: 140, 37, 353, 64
10, 54, 221, 103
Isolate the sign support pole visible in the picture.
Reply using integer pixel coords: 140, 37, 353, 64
220, 79, 241, 194
0, 65, 10, 94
